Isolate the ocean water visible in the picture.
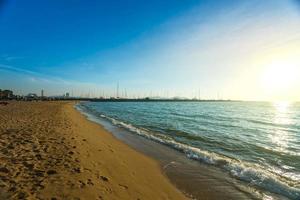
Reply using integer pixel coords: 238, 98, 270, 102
78, 101, 300, 199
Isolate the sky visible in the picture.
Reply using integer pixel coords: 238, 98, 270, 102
0, 0, 300, 101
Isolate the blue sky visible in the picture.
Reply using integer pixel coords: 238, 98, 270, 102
1, 0, 300, 100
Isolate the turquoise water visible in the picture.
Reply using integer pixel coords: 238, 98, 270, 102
79, 101, 300, 199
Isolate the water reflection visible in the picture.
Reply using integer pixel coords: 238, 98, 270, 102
270, 101, 291, 152
274, 101, 290, 113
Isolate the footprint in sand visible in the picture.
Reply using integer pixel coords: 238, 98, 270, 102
118, 184, 128, 190
46, 169, 57, 175
99, 176, 109, 182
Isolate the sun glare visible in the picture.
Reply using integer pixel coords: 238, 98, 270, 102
273, 101, 290, 113
260, 61, 299, 100
261, 62, 297, 90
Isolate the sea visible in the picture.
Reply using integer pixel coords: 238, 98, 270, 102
76, 101, 300, 200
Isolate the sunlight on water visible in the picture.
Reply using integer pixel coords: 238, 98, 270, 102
270, 101, 291, 152
274, 101, 290, 113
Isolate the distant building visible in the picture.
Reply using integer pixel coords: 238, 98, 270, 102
26, 93, 38, 101
0, 89, 13, 99
66, 92, 70, 98
41, 89, 44, 97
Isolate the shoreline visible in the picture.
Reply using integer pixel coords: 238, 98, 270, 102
76, 102, 259, 200
0, 101, 186, 199
67, 101, 188, 199
77, 101, 300, 200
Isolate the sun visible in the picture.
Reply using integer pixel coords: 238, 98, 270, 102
260, 60, 299, 100
262, 62, 299, 91
261, 61, 297, 90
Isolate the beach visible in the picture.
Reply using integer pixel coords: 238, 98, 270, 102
0, 101, 186, 200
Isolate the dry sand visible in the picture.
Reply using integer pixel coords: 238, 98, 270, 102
0, 101, 187, 200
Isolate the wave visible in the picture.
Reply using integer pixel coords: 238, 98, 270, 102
246, 118, 299, 131
76, 103, 300, 200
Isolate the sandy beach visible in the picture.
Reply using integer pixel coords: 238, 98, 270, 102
0, 101, 186, 200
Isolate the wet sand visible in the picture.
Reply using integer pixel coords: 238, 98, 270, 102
0, 101, 186, 199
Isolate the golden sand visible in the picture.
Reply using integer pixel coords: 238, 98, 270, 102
0, 101, 186, 199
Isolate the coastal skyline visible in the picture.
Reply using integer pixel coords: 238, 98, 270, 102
1, 0, 300, 101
